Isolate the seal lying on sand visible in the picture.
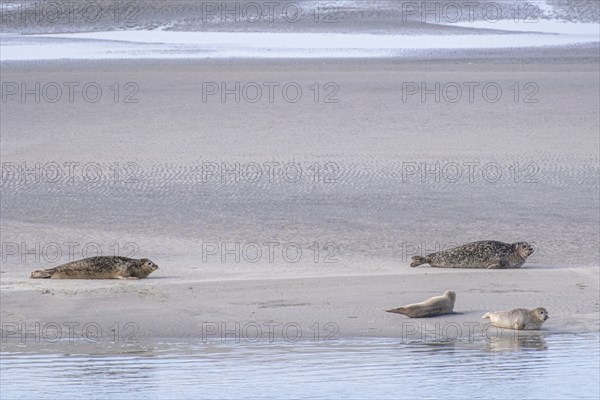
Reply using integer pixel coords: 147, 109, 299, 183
410, 241, 534, 269
386, 291, 456, 318
30, 256, 158, 279
483, 307, 549, 330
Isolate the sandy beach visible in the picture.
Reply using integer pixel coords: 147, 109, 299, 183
2, 265, 598, 343
1, 57, 598, 347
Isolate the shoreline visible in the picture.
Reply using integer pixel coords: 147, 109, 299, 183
1, 42, 599, 65
1, 35, 598, 62
2, 267, 598, 348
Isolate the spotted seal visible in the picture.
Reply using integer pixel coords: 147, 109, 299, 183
483, 307, 549, 330
30, 256, 158, 279
410, 241, 534, 269
386, 290, 456, 318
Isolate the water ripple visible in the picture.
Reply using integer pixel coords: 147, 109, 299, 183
1, 334, 598, 399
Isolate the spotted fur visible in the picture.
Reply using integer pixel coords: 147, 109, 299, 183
30, 256, 158, 279
410, 241, 534, 269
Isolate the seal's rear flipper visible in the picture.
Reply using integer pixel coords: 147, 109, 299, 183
30, 269, 54, 279
410, 256, 429, 268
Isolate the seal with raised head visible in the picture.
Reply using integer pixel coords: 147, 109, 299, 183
386, 290, 456, 318
30, 256, 159, 279
483, 307, 549, 330
410, 241, 534, 269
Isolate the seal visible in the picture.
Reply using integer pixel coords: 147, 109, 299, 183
386, 290, 456, 318
410, 241, 534, 269
482, 307, 549, 330
29, 256, 158, 279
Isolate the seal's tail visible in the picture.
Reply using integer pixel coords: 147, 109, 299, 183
482, 313, 491, 319
410, 256, 429, 268
30, 268, 55, 279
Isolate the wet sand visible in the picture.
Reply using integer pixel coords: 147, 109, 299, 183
2, 0, 599, 34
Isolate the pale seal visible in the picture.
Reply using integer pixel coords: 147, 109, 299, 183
410, 241, 534, 269
386, 290, 456, 318
30, 256, 158, 279
483, 307, 549, 330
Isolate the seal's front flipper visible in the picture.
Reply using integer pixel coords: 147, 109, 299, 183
487, 260, 509, 269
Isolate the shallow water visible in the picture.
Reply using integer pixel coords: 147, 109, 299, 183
2, 25, 598, 61
2, 335, 598, 399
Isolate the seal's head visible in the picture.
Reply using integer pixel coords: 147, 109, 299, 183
532, 307, 549, 322
142, 258, 158, 269
141, 258, 159, 272
443, 290, 456, 303
30, 270, 51, 279
130, 258, 159, 278
514, 242, 534, 259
